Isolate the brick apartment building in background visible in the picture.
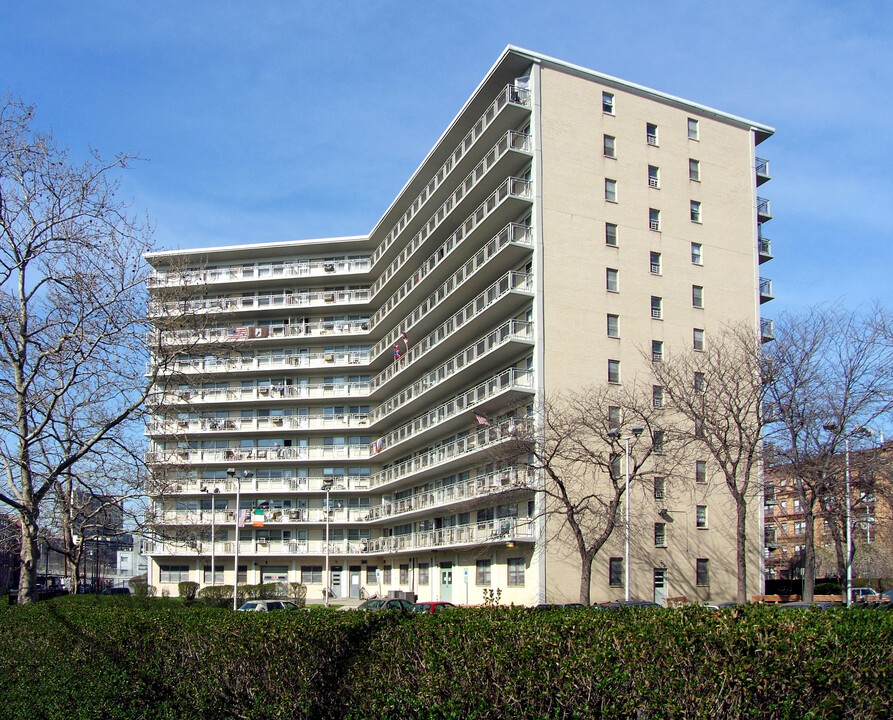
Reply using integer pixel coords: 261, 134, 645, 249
144, 46, 774, 605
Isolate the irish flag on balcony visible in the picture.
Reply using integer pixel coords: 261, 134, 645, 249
252, 508, 265, 528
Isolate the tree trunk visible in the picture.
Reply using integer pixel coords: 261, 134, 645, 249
18, 514, 40, 604
736, 493, 748, 604
802, 505, 816, 603
579, 551, 595, 605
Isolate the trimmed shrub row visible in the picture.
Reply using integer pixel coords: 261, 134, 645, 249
1, 599, 891, 719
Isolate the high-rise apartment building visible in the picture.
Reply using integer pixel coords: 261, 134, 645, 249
145, 47, 773, 605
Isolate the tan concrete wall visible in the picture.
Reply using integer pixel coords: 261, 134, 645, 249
535, 66, 764, 604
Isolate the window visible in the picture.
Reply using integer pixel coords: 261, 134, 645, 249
646, 122, 658, 145
695, 460, 707, 484
476, 559, 491, 585
610, 453, 622, 479
693, 328, 705, 351
507, 557, 525, 586
688, 118, 699, 140
605, 178, 617, 202
651, 340, 663, 363
696, 505, 708, 529
237, 565, 247, 583
607, 314, 620, 338
691, 242, 702, 265
608, 359, 621, 384
366, 566, 378, 584
690, 200, 702, 223
203, 565, 224, 584
609, 557, 623, 587
694, 371, 705, 394
654, 523, 667, 547
696, 558, 709, 587
649, 208, 661, 231
606, 268, 619, 292
689, 158, 700, 181
650, 251, 661, 274
653, 430, 665, 454
605, 222, 618, 247
647, 165, 660, 188
399, 564, 409, 584
695, 416, 705, 437
652, 385, 664, 409
418, 563, 430, 585
301, 565, 323, 584
794, 521, 806, 535
608, 406, 622, 430
654, 476, 666, 500
383, 566, 392, 584
651, 296, 663, 319
603, 134, 616, 158
602, 91, 614, 114
160, 565, 190, 583
692, 285, 703, 308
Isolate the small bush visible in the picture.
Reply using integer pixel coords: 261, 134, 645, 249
178, 581, 199, 602
198, 585, 232, 608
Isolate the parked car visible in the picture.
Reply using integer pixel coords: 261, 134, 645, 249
237, 600, 300, 612
851, 587, 879, 602
103, 587, 132, 596
346, 598, 415, 612
778, 601, 841, 610
410, 601, 456, 614
598, 600, 660, 609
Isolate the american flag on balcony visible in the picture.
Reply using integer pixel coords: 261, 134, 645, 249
401, 330, 410, 353
369, 438, 384, 455
474, 412, 492, 427
229, 326, 249, 340
237, 509, 250, 527
393, 344, 402, 361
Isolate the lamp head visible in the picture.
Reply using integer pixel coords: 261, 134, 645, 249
823, 422, 838, 433
607, 428, 621, 438
226, 468, 236, 477
632, 425, 645, 437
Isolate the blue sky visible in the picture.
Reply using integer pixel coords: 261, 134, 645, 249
1, 1, 890, 313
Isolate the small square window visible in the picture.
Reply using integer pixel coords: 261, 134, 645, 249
603, 134, 616, 158
607, 313, 620, 338
696, 558, 710, 587
648, 165, 660, 189
652, 385, 664, 409
651, 340, 663, 363
651, 296, 663, 320
609, 557, 623, 587
605, 222, 618, 247
507, 557, 525, 586
646, 122, 658, 146
654, 522, 666, 547
691, 242, 702, 265
692, 285, 704, 308
608, 359, 621, 384
695, 460, 707, 484
606, 268, 619, 292
602, 92, 614, 114
605, 178, 617, 202
688, 118, 700, 141
693, 328, 705, 351
696, 505, 708, 529
650, 251, 661, 274
689, 158, 700, 181
690, 200, 702, 223
653, 476, 666, 500
649, 208, 660, 232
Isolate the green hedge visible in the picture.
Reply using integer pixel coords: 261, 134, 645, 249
0, 599, 891, 719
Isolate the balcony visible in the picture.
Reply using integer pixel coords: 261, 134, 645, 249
148, 287, 372, 318
759, 278, 774, 303
761, 318, 775, 343
366, 518, 534, 555
147, 257, 372, 290
757, 197, 772, 223
755, 157, 771, 186
148, 378, 373, 408
152, 316, 371, 349
370, 84, 532, 271
150, 474, 369, 496
758, 233, 773, 264
147, 443, 372, 466
366, 467, 534, 523
150, 350, 371, 378
146, 411, 372, 437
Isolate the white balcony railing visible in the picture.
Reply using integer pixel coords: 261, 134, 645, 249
149, 288, 371, 317
148, 379, 372, 407
366, 518, 534, 553
146, 412, 371, 436
147, 443, 371, 465
150, 351, 371, 377
147, 257, 372, 289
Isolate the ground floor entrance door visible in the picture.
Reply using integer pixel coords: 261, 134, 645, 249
653, 568, 667, 606
349, 566, 362, 598
331, 565, 342, 598
440, 562, 453, 602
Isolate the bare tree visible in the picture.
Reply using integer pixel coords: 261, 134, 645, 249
651, 322, 770, 603
0, 97, 163, 603
501, 384, 677, 604
766, 306, 893, 602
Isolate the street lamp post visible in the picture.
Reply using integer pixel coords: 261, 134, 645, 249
823, 423, 873, 607
322, 478, 333, 606
609, 425, 645, 601
201, 485, 220, 586
228, 468, 253, 611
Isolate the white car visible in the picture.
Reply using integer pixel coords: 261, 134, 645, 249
851, 587, 879, 602
237, 599, 300, 612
